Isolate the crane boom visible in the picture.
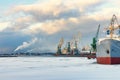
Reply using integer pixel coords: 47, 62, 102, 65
58, 38, 64, 47
96, 24, 100, 41
91, 24, 100, 52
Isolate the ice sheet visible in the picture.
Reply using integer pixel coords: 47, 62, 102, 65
0, 57, 120, 80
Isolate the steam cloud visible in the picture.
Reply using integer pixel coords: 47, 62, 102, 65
14, 38, 38, 52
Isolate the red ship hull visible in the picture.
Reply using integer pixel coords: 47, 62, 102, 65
97, 57, 120, 64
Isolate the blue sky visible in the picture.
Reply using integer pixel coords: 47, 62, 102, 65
0, 0, 120, 53
0, 0, 36, 12
0, 0, 36, 6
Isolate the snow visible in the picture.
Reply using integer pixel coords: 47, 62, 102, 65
0, 57, 120, 80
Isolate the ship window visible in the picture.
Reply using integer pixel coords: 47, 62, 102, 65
106, 50, 109, 54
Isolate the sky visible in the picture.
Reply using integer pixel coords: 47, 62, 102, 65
0, 0, 120, 53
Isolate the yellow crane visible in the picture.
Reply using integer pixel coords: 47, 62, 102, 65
70, 32, 81, 49
106, 14, 120, 38
57, 38, 64, 54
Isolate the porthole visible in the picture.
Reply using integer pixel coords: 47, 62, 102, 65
106, 50, 109, 54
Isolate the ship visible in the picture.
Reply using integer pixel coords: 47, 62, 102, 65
96, 14, 120, 64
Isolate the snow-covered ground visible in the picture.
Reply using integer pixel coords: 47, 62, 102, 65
0, 57, 120, 80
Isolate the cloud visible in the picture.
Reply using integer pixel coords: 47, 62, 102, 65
5, 0, 104, 35
11, 0, 81, 23
12, 0, 101, 19
22, 19, 66, 35
0, 22, 10, 32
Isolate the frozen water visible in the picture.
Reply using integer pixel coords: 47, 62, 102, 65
0, 57, 120, 80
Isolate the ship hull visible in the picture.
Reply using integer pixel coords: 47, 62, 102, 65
97, 57, 120, 64
97, 39, 120, 64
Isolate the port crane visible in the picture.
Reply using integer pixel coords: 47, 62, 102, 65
91, 24, 100, 52
57, 38, 64, 54
70, 33, 79, 49
106, 14, 120, 38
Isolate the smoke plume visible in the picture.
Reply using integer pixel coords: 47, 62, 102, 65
14, 38, 38, 52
